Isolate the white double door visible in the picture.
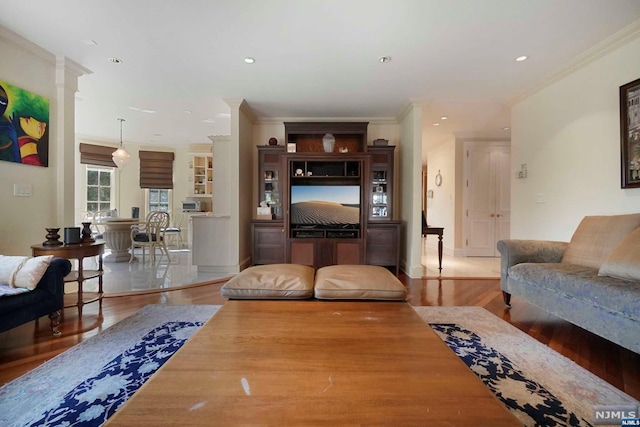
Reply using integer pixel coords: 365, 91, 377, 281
463, 142, 511, 257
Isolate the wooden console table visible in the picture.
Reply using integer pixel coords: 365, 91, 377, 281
423, 226, 444, 272
31, 241, 104, 316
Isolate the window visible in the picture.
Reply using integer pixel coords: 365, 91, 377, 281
86, 167, 113, 212
148, 189, 170, 212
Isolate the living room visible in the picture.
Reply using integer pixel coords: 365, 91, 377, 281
1, 2, 639, 425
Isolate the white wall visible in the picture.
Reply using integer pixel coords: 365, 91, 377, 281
0, 28, 59, 255
424, 137, 456, 254
511, 34, 640, 241
238, 102, 255, 270
398, 103, 424, 278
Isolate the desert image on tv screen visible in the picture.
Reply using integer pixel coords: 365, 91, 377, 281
290, 186, 360, 226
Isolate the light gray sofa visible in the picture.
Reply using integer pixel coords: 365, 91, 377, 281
498, 214, 640, 354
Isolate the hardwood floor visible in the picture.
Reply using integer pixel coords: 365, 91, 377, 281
1, 276, 638, 402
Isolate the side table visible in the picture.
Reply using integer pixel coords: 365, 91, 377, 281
31, 241, 105, 316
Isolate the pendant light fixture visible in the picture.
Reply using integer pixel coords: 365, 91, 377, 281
112, 118, 130, 168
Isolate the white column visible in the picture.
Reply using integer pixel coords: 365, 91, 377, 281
55, 56, 91, 227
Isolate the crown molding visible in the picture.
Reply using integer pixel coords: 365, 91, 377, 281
0, 24, 55, 64
255, 117, 397, 126
510, 18, 640, 105
396, 99, 426, 122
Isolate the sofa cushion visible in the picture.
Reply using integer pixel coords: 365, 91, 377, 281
598, 227, 640, 281
314, 265, 406, 301
508, 262, 640, 321
14, 256, 54, 290
0, 256, 28, 286
561, 214, 640, 269
221, 264, 315, 299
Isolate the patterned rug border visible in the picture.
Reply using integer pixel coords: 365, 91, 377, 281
412, 306, 639, 426
0, 304, 221, 427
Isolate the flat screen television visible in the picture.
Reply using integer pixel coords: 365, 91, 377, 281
290, 185, 360, 227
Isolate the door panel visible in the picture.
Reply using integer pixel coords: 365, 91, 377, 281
464, 144, 510, 257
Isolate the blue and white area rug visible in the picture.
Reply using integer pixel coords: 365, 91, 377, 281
0, 305, 637, 427
0, 304, 220, 427
413, 306, 639, 427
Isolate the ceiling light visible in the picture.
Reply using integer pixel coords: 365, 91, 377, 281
184, 110, 192, 114
140, 109, 156, 114
244, 57, 255, 64
202, 118, 215, 124
503, 127, 510, 130
379, 56, 391, 63
433, 123, 440, 126
81, 39, 97, 46
515, 55, 528, 62
440, 116, 448, 120
112, 118, 130, 168
153, 133, 162, 137
108, 57, 123, 64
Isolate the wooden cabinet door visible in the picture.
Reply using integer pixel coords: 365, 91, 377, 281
252, 222, 285, 265
366, 222, 401, 274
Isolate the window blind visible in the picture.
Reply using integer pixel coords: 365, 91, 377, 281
79, 143, 117, 167
139, 150, 174, 189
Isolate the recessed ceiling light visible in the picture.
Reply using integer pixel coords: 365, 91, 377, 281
433, 123, 440, 126
515, 55, 528, 62
440, 116, 448, 120
184, 110, 192, 114
153, 133, 162, 137
141, 109, 156, 114
503, 127, 510, 130
81, 39, 97, 46
379, 56, 391, 63
244, 57, 255, 64
108, 57, 123, 64
128, 106, 140, 111
202, 118, 215, 124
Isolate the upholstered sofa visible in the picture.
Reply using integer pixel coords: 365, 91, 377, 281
498, 214, 640, 354
0, 256, 71, 336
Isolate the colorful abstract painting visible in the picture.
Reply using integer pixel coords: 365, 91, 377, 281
0, 79, 50, 167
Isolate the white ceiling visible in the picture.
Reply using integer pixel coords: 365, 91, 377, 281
1, 0, 640, 149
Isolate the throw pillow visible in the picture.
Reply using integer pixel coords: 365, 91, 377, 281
0, 255, 29, 286
598, 227, 640, 281
561, 214, 640, 269
14, 255, 54, 290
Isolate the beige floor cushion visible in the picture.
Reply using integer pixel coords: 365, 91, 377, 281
314, 265, 407, 301
221, 264, 315, 299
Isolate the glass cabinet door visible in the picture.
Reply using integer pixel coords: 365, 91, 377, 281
371, 169, 388, 218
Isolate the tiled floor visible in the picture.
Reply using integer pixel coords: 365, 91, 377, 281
73, 239, 499, 296
421, 238, 500, 278
73, 247, 232, 295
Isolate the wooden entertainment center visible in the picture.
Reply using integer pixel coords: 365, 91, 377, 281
252, 122, 400, 274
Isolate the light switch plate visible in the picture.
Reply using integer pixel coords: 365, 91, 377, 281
13, 184, 32, 197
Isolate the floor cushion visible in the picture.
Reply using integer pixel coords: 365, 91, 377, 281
221, 264, 315, 299
314, 265, 407, 301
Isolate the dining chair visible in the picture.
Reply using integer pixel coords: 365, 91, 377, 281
129, 211, 170, 263
162, 211, 184, 249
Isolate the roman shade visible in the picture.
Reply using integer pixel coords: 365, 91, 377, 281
79, 143, 117, 167
139, 150, 174, 189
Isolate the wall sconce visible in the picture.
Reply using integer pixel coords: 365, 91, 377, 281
516, 163, 527, 179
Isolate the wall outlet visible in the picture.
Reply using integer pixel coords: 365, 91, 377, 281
13, 184, 32, 197
535, 193, 546, 204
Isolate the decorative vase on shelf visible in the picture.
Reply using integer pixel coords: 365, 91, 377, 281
322, 133, 335, 153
